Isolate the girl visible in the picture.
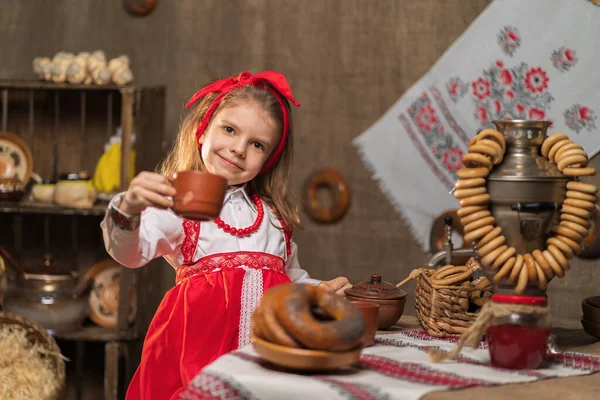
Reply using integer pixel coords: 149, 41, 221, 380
101, 70, 352, 400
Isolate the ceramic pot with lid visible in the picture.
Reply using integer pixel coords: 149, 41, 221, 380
345, 274, 407, 329
0, 248, 92, 334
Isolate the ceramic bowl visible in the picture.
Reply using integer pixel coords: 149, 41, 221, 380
345, 273, 408, 330
172, 171, 227, 221
582, 296, 600, 323
251, 335, 362, 371
581, 317, 600, 340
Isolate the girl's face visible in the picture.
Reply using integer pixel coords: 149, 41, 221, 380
199, 102, 281, 186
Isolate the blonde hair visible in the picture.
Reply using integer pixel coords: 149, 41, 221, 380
159, 83, 300, 228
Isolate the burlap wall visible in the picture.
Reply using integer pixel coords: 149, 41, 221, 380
2, 0, 597, 328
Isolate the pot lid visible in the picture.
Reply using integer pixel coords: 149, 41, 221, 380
345, 274, 407, 300
24, 254, 72, 276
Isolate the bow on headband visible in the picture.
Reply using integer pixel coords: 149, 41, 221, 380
186, 70, 300, 173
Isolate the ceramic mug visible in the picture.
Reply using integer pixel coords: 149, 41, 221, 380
348, 300, 380, 347
172, 171, 227, 221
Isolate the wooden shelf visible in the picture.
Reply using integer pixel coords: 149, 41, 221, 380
0, 79, 132, 91
0, 200, 108, 216
53, 323, 138, 342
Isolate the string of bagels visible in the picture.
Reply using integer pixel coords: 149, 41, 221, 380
454, 129, 597, 294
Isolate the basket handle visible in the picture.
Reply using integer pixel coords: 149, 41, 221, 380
396, 268, 424, 287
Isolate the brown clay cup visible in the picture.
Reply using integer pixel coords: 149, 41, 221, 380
172, 171, 227, 221
582, 296, 600, 323
348, 300, 380, 347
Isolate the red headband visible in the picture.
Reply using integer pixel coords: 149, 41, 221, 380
185, 71, 300, 173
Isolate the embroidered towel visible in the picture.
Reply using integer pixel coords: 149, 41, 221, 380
353, 0, 600, 252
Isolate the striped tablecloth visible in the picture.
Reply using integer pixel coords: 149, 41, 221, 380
178, 329, 600, 400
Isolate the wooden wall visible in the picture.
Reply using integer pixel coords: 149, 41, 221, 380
3, 0, 598, 332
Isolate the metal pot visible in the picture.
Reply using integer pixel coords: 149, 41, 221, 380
0, 247, 91, 334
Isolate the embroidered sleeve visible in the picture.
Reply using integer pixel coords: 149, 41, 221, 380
101, 193, 185, 268
109, 203, 140, 231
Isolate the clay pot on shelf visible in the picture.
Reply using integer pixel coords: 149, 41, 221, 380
172, 171, 227, 221
0, 177, 26, 202
345, 274, 407, 329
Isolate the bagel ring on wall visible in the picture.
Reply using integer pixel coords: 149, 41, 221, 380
303, 168, 350, 224
123, 0, 157, 16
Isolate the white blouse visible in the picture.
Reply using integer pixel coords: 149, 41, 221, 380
100, 186, 320, 285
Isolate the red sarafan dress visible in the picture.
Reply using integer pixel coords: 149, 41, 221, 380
101, 186, 320, 400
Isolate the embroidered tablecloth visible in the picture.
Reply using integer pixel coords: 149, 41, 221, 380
178, 330, 600, 400
353, 0, 600, 252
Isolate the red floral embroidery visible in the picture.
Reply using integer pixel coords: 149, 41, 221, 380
415, 104, 438, 132
524, 67, 549, 93
442, 147, 463, 172
499, 69, 512, 85
476, 106, 488, 123
580, 107, 593, 120
493, 100, 502, 114
445, 77, 468, 102
497, 26, 521, 56
278, 218, 293, 258
528, 107, 546, 120
551, 46, 578, 72
564, 104, 597, 133
471, 61, 554, 125
404, 91, 467, 185
182, 220, 200, 263
471, 77, 491, 100
176, 251, 285, 285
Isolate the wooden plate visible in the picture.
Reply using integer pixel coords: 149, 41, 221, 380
87, 259, 136, 328
251, 334, 362, 371
0, 131, 33, 183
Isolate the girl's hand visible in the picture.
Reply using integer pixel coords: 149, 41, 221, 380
318, 277, 353, 296
120, 171, 176, 215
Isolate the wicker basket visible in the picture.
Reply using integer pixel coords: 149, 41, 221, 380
0, 311, 65, 400
413, 268, 488, 337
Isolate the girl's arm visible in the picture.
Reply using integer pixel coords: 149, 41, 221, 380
285, 241, 321, 285
101, 193, 184, 268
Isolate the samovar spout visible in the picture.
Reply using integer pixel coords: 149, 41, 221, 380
425, 216, 474, 268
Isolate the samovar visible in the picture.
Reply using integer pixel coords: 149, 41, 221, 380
426, 120, 570, 291
487, 120, 569, 254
